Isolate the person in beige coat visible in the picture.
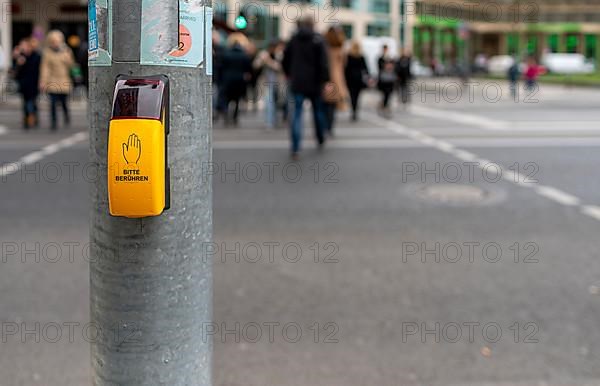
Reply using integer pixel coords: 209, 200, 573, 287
39, 30, 75, 130
323, 26, 349, 137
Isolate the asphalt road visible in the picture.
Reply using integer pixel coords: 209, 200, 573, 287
1, 80, 600, 386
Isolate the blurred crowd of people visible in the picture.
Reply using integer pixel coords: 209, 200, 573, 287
10, 20, 418, 160
214, 17, 413, 160
507, 56, 544, 98
10, 30, 87, 131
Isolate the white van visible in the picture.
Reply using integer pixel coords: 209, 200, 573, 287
360, 37, 398, 76
357, 37, 432, 78
541, 53, 595, 74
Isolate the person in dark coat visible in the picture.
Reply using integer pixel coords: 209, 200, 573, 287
395, 49, 413, 108
377, 44, 389, 74
218, 33, 252, 126
68, 35, 88, 90
282, 16, 330, 159
212, 32, 226, 118
13, 38, 41, 129
344, 41, 370, 121
378, 59, 396, 117
507, 56, 520, 99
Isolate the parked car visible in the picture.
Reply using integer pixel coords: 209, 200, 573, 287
360, 36, 398, 77
541, 53, 595, 74
411, 59, 433, 77
487, 55, 516, 76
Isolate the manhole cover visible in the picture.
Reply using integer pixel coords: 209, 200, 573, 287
413, 184, 493, 206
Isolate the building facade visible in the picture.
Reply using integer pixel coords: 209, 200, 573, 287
413, 0, 600, 67
8, 0, 87, 45
6, 0, 600, 69
2, 0, 87, 83
215, 0, 416, 49
2, 0, 415, 51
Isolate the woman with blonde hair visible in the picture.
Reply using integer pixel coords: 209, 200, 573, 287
39, 30, 75, 130
323, 26, 349, 136
344, 41, 370, 121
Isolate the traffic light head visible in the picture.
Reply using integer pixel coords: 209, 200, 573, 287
235, 15, 248, 30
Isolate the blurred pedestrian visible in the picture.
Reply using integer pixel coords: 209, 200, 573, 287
40, 30, 75, 130
322, 26, 348, 137
0, 42, 6, 89
474, 53, 488, 74
246, 42, 261, 113
218, 33, 252, 126
524, 56, 541, 91
378, 59, 396, 117
430, 58, 439, 77
13, 38, 41, 129
67, 34, 88, 92
254, 39, 284, 130
395, 49, 412, 108
213, 31, 226, 119
508, 57, 520, 99
282, 16, 329, 160
377, 44, 390, 74
344, 41, 369, 122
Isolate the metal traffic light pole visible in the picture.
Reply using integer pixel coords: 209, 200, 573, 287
88, 0, 212, 384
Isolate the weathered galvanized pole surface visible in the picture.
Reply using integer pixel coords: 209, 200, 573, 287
0, 3, 12, 88
88, 0, 212, 384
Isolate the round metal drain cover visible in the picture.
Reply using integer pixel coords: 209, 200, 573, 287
415, 184, 490, 205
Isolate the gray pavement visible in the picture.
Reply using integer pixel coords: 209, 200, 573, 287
1, 80, 600, 385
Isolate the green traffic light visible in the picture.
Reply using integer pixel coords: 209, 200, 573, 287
235, 15, 248, 30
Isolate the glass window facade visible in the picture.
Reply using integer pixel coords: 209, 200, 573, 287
548, 34, 559, 53
585, 34, 596, 59
214, 2, 228, 22
241, 4, 280, 45
367, 22, 390, 37
369, 0, 389, 14
342, 24, 353, 39
332, 0, 354, 8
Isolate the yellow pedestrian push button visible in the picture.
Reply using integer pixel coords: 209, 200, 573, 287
108, 75, 170, 218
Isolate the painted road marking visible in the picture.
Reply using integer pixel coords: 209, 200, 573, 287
535, 186, 581, 207
506, 121, 600, 132
0, 131, 88, 178
408, 108, 600, 132
435, 137, 600, 148
581, 205, 600, 221
364, 112, 600, 223
213, 136, 600, 150
410, 105, 510, 131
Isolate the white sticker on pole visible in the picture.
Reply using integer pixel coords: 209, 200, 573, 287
88, 0, 113, 66
141, 0, 205, 67
205, 7, 213, 75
